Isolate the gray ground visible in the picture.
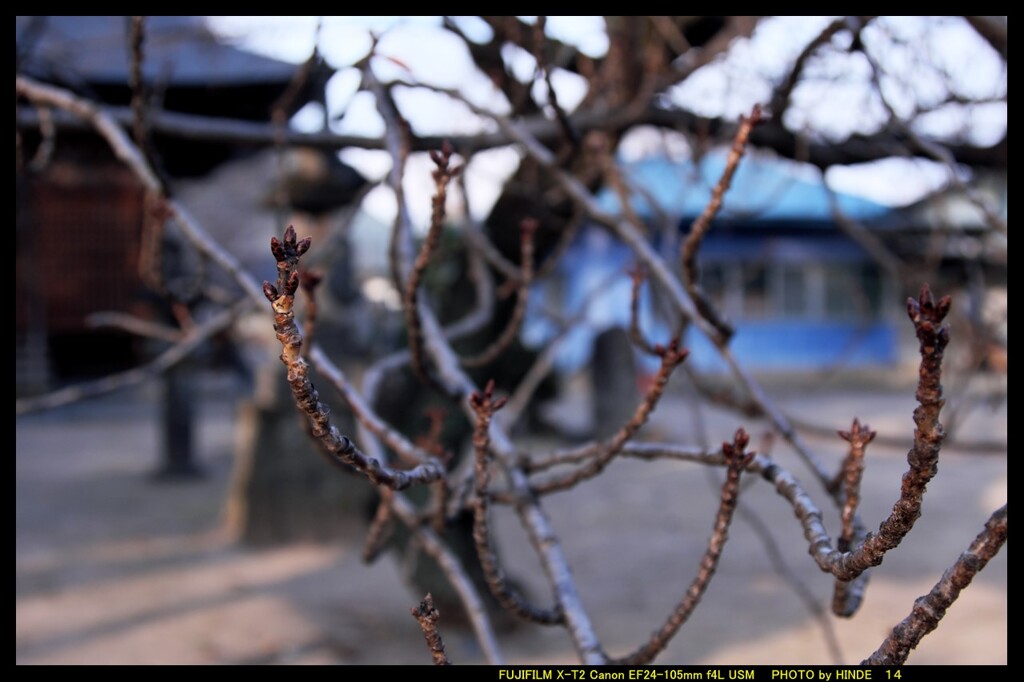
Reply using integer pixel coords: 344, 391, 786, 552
16, 372, 1007, 665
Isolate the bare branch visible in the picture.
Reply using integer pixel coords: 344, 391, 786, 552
611, 429, 754, 665
404, 142, 461, 383
768, 18, 871, 122
680, 104, 763, 342
264, 226, 446, 491
17, 78, 1008, 170
863, 504, 1007, 665
16, 300, 247, 416
85, 310, 184, 344
460, 218, 537, 368
470, 380, 564, 625
832, 418, 875, 617
531, 340, 689, 495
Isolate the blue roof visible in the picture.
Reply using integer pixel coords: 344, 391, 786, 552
17, 16, 301, 87
597, 151, 890, 224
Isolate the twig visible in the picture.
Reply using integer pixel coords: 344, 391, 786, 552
417, 407, 453, 532
735, 500, 846, 664
16, 300, 247, 415
410, 594, 452, 665
26, 105, 55, 172
524, 442, 719, 476
532, 16, 578, 151
362, 62, 416, 299
362, 488, 396, 563
264, 226, 445, 491
85, 310, 184, 344
311, 346, 440, 466
823, 178, 906, 279
470, 381, 564, 625
768, 18, 870, 122
496, 268, 623, 432
530, 340, 689, 495
832, 418, 875, 617
403, 142, 461, 383
610, 429, 755, 665
862, 504, 1007, 665
461, 218, 537, 367
395, 496, 504, 664
861, 46, 1007, 235
628, 265, 659, 355
129, 16, 147, 150
680, 104, 763, 343
340, 373, 504, 665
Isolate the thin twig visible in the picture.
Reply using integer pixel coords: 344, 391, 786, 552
470, 381, 564, 625
496, 269, 623, 432
461, 219, 537, 368
861, 45, 1007, 235
768, 18, 870, 122
734, 500, 846, 665
16, 300, 247, 415
679, 104, 762, 343
523, 442, 719, 476
610, 429, 755, 665
26, 105, 55, 172
85, 310, 184, 344
628, 265, 659, 355
129, 16, 147, 150
362, 487, 396, 563
533, 16, 578, 151
832, 418, 875, 617
403, 141, 461, 384
410, 594, 452, 665
530, 340, 689, 495
862, 504, 1007, 665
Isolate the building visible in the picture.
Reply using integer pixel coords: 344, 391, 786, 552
523, 150, 900, 373
16, 16, 323, 391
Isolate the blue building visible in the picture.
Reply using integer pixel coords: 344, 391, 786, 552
523, 151, 899, 373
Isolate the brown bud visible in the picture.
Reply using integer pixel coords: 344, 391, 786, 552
270, 237, 285, 261
906, 296, 921, 322
284, 224, 297, 245
285, 270, 300, 296
296, 236, 312, 257
733, 428, 750, 451
262, 281, 278, 302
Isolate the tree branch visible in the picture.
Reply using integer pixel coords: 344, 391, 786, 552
862, 504, 1007, 665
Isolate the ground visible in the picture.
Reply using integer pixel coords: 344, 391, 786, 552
16, 371, 1007, 665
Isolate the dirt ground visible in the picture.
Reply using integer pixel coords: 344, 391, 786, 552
16, 372, 1007, 665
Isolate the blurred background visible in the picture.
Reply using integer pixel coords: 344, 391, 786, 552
16, 16, 1006, 665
